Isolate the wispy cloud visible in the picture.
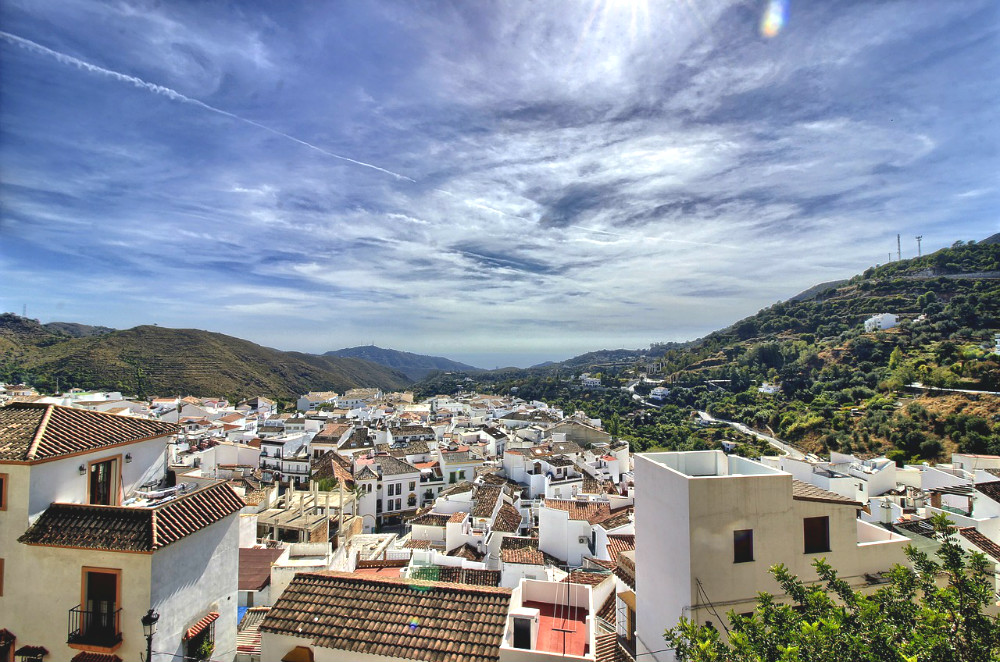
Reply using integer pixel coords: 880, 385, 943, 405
1, 1, 997, 366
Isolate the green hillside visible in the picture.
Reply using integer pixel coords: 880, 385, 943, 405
417, 238, 1000, 461
0, 317, 411, 399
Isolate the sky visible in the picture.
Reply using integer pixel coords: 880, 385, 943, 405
1, 1, 997, 369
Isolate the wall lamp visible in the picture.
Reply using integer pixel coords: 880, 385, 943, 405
125, 453, 133, 463
78, 464, 87, 475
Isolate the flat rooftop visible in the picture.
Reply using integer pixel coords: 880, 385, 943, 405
524, 600, 588, 657
639, 450, 782, 478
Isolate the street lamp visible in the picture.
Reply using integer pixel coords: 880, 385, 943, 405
141, 609, 159, 662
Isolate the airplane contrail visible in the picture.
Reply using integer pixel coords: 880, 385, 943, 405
0, 31, 415, 182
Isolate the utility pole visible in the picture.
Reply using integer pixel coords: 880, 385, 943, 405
916, 235, 923, 257
897, 234, 902, 262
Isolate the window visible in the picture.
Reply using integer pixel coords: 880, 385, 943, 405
409, 481, 416, 491
395, 498, 401, 511
0, 473, 6, 510
71, 567, 122, 648
88, 458, 120, 506
804, 516, 830, 553
185, 618, 215, 661
734, 529, 754, 563
408, 494, 417, 507
449, 471, 456, 484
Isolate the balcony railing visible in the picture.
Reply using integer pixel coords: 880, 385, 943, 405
68, 604, 122, 648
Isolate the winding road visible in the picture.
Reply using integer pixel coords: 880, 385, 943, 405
695, 411, 806, 460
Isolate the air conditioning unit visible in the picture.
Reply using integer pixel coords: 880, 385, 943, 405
578, 536, 590, 545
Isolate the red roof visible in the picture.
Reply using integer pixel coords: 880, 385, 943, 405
239, 548, 286, 591
184, 612, 219, 640
71, 653, 124, 662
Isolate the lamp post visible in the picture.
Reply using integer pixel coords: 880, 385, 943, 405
141, 608, 159, 662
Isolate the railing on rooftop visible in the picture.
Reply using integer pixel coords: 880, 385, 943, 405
68, 604, 122, 648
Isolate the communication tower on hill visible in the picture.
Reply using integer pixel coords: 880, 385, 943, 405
916, 235, 923, 257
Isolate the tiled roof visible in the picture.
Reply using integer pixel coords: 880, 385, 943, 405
440, 481, 475, 497
237, 607, 269, 657
260, 571, 511, 662
403, 539, 432, 549
598, 508, 633, 531
492, 503, 522, 533
959, 527, 1000, 562
409, 512, 452, 527
239, 547, 285, 591
355, 465, 378, 480
184, 612, 219, 640
791, 479, 862, 506
409, 566, 501, 587
597, 593, 616, 622
562, 570, 613, 586
449, 511, 468, 524
614, 552, 636, 590
606, 534, 636, 561
501, 537, 544, 565
975, 481, 1000, 504
0, 402, 178, 461
19, 482, 245, 551
985, 468, 1000, 479
894, 519, 938, 539
472, 485, 503, 518
447, 543, 485, 562
71, 653, 123, 662
544, 498, 612, 524
377, 455, 419, 476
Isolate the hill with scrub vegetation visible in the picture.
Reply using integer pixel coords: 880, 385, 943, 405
0, 317, 411, 400
416, 237, 1000, 462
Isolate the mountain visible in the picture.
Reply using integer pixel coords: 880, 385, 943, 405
0, 316, 411, 399
42, 321, 116, 338
325, 345, 480, 381
417, 238, 1000, 460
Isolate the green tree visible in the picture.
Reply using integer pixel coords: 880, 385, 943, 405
663, 514, 1000, 661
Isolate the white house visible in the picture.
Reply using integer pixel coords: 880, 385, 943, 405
864, 313, 898, 332
632, 450, 910, 661
0, 402, 244, 662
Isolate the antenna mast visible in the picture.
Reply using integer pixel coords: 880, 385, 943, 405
897, 234, 901, 261
915, 235, 923, 257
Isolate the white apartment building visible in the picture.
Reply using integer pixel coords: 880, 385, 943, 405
0, 402, 244, 662
632, 450, 910, 661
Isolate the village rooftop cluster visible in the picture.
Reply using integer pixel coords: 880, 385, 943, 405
0, 383, 998, 662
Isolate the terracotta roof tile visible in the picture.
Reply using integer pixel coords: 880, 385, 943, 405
403, 539, 432, 549
237, 607, 269, 656
597, 593, 616, 622
791, 479, 862, 506
70, 653, 123, 662
449, 511, 468, 524
260, 572, 510, 662
543, 498, 612, 524
473, 485, 503, 518
19, 482, 244, 551
409, 512, 451, 527
239, 548, 285, 591
959, 527, 1000, 563
447, 543, 485, 562
501, 537, 544, 565
184, 612, 219, 640
0, 402, 178, 461
975, 481, 1000, 504
562, 570, 613, 586
606, 534, 635, 562
492, 503, 522, 534
598, 508, 633, 531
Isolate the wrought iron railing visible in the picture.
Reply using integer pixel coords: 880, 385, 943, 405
68, 603, 122, 647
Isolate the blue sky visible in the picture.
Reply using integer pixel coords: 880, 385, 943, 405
1, 1, 997, 368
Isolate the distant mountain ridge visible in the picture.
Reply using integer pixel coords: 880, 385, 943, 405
0, 315, 410, 399
325, 345, 480, 380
